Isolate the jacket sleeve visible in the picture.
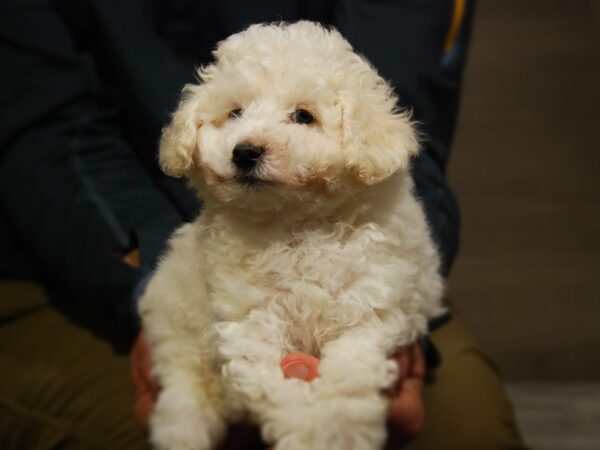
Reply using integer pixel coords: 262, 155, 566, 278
0, 1, 184, 350
334, 0, 475, 275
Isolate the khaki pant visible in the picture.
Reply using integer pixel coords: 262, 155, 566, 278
0, 281, 525, 449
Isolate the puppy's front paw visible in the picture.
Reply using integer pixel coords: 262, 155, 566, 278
318, 352, 398, 395
150, 387, 225, 450
264, 394, 388, 450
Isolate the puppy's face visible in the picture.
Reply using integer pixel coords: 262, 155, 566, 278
160, 22, 418, 212
190, 72, 345, 209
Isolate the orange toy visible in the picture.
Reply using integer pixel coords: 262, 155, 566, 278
280, 352, 320, 382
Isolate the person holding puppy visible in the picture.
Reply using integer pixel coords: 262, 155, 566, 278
0, 0, 525, 449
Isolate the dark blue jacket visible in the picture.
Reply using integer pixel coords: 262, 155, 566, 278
0, 0, 473, 350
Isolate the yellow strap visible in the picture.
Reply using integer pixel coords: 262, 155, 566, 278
444, 0, 467, 54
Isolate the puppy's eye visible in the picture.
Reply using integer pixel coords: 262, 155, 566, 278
228, 108, 243, 119
290, 108, 315, 125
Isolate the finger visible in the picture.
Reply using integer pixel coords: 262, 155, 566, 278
131, 332, 161, 430
130, 334, 147, 395
391, 344, 425, 416
392, 351, 410, 378
407, 344, 426, 380
388, 349, 410, 396
388, 373, 425, 444
387, 344, 426, 444
391, 344, 425, 389
132, 332, 160, 393
134, 392, 155, 432
388, 388, 425, 436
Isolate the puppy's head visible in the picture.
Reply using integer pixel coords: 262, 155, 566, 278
160, 21, 418, 212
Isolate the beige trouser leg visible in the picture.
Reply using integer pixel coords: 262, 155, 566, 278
406, 318, 527, 450
0, 281, 145, 450
0, 281, 526, 449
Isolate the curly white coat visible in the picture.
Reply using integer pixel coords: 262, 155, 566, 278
140, 21, 445, 450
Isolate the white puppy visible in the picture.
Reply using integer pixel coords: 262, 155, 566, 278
140, 21, 445, 450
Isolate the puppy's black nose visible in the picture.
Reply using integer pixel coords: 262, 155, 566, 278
232, 142, 264, 171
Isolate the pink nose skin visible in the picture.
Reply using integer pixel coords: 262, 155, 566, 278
280, 352, 320, 382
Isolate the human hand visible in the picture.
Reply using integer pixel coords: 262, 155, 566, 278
385, 343, 426, 448
130, 331, 160, 431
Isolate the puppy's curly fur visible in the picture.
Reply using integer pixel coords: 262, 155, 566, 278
140, 21, 445, 450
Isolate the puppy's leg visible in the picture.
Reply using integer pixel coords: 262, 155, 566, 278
216, 313, 320, 448
149, 365, 225, 450
278, 328, 400, 450
317, 327, 400, 395
139, 256, 227, 449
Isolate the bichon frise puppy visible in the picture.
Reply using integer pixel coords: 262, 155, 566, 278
140, 21, 445, 450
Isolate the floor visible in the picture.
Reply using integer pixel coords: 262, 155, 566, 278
507, 382, 600, 450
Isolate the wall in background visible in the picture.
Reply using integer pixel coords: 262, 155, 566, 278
447, 0, 600, 380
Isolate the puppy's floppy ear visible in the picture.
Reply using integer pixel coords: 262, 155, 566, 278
339, 62, 419, 185
159, 84, 203, 178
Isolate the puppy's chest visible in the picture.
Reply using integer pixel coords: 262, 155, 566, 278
205, 229, 379, 324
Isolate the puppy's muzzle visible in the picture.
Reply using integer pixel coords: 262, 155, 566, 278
232, 142, 264, 172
